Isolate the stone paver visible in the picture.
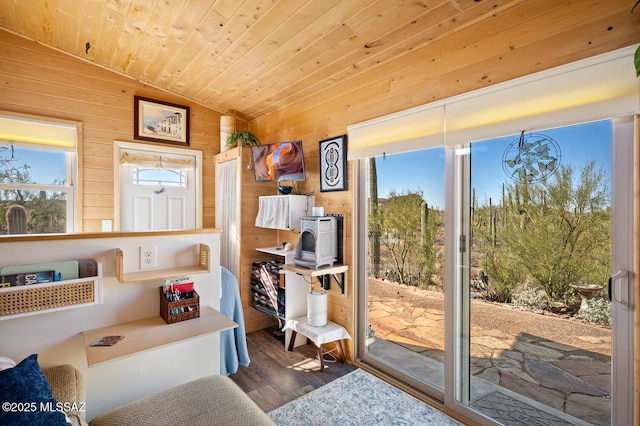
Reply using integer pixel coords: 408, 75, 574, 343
566, 393, 611, 426
526, 360, 607, 397
513, 341, 564, 361
554, 359, 612, 376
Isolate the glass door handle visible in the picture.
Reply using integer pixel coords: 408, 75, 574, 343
608, 269, 629, 305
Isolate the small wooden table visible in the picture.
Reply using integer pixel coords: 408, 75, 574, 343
283, 316, 351, 372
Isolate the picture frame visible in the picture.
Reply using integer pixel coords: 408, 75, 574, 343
134, 96, 190, 146
319, 135, 347, 192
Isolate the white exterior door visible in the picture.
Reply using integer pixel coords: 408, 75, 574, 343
121, 170, 193, 230
116, 142, 201, 231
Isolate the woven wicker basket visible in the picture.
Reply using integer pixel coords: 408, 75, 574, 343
159, 287, 200, 324
0, 280, 96, 317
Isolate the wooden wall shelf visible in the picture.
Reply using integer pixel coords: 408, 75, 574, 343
115, 243, 210, 283
283, 263, 349, 295
82, 306, 237, 366
283, 263, 348, 277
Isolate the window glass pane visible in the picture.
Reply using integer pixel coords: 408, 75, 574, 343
0, 144, 72, 235
0, 145, 67, 185
365, 147, 447, 392
465, 120, 612, 424
132, 167, 186, 187
0, 190, 68, 234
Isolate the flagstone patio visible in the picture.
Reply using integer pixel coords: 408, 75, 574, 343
367, 278, 611, 426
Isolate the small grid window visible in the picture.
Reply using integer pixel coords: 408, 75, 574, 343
132, 167, 187, 187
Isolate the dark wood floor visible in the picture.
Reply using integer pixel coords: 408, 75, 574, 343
228, 326, 357, 413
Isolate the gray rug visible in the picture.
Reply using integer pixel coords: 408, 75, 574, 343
268, 369, 461, 425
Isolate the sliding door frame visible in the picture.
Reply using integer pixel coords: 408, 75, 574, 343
354, 117, 636, 425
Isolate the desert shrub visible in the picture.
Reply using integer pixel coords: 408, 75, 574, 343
577, 297, 611, 327
512, 286, 548, 310
481, 253, 522, 303
480, 162, 610, 303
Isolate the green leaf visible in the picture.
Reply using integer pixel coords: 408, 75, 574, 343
226, 130, 260, 148
635, 45, 640, 78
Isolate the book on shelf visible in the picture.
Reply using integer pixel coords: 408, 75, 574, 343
0, 261, 79, 281
77, 259, 98, 278
0, 259, 99, 287
0, 270, 55, 287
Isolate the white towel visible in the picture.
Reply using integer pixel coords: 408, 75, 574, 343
255, 196, 290, 229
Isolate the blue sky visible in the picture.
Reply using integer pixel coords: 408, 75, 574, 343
1, 146, 66, 184
373, 120, 612, 209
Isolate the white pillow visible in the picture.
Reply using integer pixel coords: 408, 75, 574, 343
0, 356, 16, 371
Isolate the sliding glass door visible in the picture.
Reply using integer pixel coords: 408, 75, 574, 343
358, 118, 634, 425
361, 147, 447, 398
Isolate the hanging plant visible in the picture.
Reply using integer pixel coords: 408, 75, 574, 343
633, 1, 640, 76
226, 130, 260, 148
635, 43, 640, 77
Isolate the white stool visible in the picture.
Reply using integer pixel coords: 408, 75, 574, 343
282, 316, 351, 372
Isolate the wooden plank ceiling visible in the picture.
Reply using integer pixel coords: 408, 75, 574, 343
0, 0, 638, 121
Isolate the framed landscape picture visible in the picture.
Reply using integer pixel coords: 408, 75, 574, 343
134, 96, 190, 146
319, 135, 347, 192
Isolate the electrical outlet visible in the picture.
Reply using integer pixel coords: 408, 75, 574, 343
139, 246, 157, 270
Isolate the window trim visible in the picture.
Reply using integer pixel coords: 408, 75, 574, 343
0, 110, 82, 233
355, 118, 636, 425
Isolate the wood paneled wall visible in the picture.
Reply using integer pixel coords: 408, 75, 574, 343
248, 116, 357, 358
250, 21, 640, 363
2, 7, 639, 369
0, 30, 221, 232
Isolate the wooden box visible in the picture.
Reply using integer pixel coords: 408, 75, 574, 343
159, 287, 199, 324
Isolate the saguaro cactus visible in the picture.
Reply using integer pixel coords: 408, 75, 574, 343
6, 204, 27, 234
421, 201, 429, 247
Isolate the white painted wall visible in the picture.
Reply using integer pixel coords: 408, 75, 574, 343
0, 231, 222, 420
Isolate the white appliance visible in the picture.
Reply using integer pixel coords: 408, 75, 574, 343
307, 290, 327, 326
293, 216, 337, 269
